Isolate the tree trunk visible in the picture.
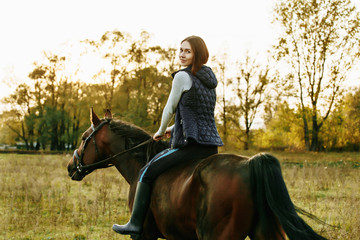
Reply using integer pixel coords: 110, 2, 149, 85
302, 114, 310, 151
51, 125, 58, 151
310, 115, 320, 151
222, 94, 227, 146
244, 127, 250, 150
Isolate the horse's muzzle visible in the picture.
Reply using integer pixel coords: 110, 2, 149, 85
67, 159, 83, 181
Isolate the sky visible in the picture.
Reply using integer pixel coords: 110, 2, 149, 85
0, 0, 359, 111
0, 0, 277, 104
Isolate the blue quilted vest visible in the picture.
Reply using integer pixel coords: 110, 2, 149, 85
170, 66, 223, 148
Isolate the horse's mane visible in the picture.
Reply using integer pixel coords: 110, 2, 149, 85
108, 119, 168, 164
109, 119, 151, 141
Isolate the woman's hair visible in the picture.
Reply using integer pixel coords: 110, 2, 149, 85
181, 36, 209, 75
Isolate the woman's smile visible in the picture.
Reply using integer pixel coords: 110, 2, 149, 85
179, 41, 194, 67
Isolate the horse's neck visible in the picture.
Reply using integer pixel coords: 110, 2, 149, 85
114, 155, 143, 185
114, 140, 168, 185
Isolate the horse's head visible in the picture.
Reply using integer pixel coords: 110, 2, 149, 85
67, 108, 114, 181
67, 108, 163, 183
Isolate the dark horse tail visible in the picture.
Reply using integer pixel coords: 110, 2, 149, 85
248, 153, 327, 240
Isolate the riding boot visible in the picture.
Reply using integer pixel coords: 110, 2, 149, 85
112, 181, 151, 235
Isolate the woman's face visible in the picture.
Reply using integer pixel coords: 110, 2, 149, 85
179, 41, 194, 67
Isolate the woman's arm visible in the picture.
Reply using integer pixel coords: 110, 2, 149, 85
153, 71, 192, 140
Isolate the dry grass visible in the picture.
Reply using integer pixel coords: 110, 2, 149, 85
0, 153, 131, 240
0, 152, 358, 239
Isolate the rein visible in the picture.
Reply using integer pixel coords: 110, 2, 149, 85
72, 119, 153, 178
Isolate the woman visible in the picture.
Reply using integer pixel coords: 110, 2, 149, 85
112, 35, 223, 236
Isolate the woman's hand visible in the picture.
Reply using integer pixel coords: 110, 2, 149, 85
153, 127, 172, 141
164, 127, 172, 138
153, 132, 163, 141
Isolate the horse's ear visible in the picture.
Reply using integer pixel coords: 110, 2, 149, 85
104, 109, 113, 120
90, 107, 101, 126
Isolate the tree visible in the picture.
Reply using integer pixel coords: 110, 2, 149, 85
343, 87, 360, 150
322, 87, 360, 150
273, 0, 360, 151
211, 53, 232, 147
28, 53, 69, 150
0, 110, 29, 149
113, 32, 177, 131
259, 101, 304, 150
84, 30, 131, 109
145, 46, 177, 131
1, 84, 34, 149
232, 53, 272, 150
0, 114, 18, 145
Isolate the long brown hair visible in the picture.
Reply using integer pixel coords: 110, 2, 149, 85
181, 36, 209, 75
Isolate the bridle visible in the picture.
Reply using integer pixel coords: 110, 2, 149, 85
72, 119, 153, 179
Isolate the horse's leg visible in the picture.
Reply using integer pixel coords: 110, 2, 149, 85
249, 221, 286, 240
139, 210, 164, 240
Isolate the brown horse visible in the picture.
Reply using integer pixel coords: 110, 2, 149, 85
67, 108, 327, 240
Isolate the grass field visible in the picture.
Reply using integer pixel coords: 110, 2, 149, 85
0, 151, 359, 240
